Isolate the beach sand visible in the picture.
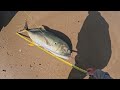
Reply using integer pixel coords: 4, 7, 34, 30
0, 11, 120, 79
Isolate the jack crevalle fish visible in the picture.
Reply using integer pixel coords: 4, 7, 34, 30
21, 22, 71, 60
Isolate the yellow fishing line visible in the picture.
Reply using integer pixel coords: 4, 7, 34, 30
16, 32, 87, 74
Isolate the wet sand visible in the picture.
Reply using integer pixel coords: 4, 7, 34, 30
0, 11, 120, 79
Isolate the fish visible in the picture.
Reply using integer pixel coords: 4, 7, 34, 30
20, 21, 71, 60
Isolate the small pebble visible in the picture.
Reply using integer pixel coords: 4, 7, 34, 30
19, 49, 22, 52
2, 70, 6, 72
7, 52, 9, 55
10, 66, 12, 68
30, 64, 32, 67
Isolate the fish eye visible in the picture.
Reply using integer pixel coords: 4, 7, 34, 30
54, 42, 57, 44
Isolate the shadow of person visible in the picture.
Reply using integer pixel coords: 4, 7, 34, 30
0, 11, 18, 31
42, 25, 73, 52
68, 11, 112, 79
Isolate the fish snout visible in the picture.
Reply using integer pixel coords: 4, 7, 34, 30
62, 46, 71, 56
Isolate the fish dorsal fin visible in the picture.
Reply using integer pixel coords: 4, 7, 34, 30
39, 26, 47, 31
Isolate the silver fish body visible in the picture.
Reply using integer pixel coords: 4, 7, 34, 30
27, 27, 71, 60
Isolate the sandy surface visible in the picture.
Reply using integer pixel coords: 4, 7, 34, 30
0, 11, 120, 79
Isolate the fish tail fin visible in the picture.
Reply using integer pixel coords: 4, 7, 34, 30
24, 19, 29, 30
18, 20, 29, 33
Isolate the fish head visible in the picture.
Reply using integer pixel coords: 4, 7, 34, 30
60, 44, 71, 56
51, 41, 71, 57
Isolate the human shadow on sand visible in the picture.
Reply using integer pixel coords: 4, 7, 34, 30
0, 11, 18, 31
68, 11, 112, 79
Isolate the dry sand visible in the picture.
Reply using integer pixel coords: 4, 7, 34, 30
0, 11, 120, 79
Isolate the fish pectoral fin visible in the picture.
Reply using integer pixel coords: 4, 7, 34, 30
28, 43, 34, 46
42, 35, 51, 46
